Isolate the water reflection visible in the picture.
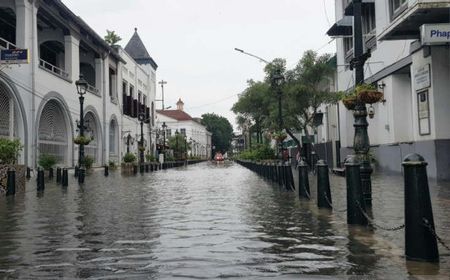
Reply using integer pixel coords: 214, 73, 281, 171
0, 162, 448, 278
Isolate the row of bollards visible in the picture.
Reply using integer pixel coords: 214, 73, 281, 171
235, 160, 295, 191
236, 153, 442, 263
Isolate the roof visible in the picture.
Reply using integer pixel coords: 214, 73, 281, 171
125, 28, 158, 70
52, 0, 125, 63
157, 110, 193, 121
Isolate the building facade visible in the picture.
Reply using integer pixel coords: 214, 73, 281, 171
155, 99, 212, 159
0, 0, 158, 168
329, 0, 450, 179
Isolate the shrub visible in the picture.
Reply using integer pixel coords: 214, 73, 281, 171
108, 160, 117, 170
238, 144, 276, 161
145, 153, 157, 162
164, 154, 175, 162
81, 155, 94, 170
123, 152, 137, 163
0, 138, 23, 164
38, 154, 57, 170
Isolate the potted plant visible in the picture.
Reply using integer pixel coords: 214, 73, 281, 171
74, 135, 93, 145
38, 153, 57, 171
108, 160, 117, 170
340, 84, 384, 110
121, 152, 137, 173
272, 131, 287, 142
0, 139, 25, 196
81, 155, 94, 171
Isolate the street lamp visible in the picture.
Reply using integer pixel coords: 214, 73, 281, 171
272, 70, 285, 161
162, 122, 167, 155
138, 112, 146, 172
75, 74, 88, 184
184, 135, 187, 161
175, 129, 179, 160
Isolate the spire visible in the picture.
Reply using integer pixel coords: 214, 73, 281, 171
176, 98, 184, 111
124, 28, 158, 69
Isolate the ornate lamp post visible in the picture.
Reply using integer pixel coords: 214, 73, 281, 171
75, 75, 88, 183
138, 112, 146, 172
162, 122, 167, 155
350, 0, 373, 205
271, 70, 285, 161
175, 129, 179, 160
184, 135, 187, 161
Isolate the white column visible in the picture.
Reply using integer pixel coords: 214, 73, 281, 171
64, 35, 79, 81
95, 58, 103, 93
15, 0, 32, 49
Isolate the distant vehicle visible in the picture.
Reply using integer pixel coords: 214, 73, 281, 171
214, 152, 224, 162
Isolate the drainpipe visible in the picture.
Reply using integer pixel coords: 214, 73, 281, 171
102, 51, 109, 166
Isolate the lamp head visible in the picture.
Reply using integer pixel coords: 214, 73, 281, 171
138, 112, 146, 122
162, 122, 167, 129
75, 74, 88, 96
271, 70, 284, 87
368, 105, 375, 119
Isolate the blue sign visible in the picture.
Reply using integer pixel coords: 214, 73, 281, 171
0, 49, 29, 64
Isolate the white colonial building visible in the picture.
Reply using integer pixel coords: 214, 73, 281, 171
329, 0, 450, 179
155, 99, 212, 159
0, 0, 158, 168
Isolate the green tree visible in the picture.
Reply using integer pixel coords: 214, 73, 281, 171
0, 138, 22, 164
168, 133, 190, 159
104, 30, 122, 46
201, 113, 233, 154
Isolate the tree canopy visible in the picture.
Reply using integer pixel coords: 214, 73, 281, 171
232, 50, 339, 150
201, 113, 233, 154
104, 30, 122, 46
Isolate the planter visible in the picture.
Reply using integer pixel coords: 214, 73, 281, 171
0, 164, 25, 196
121, 162, 136, 174
357, 90, 384, 104
342, 96, 357, 110
74, 136, 92, 145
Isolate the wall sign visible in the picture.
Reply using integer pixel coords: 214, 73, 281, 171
421, 23, 450, 45
0, 49, 29, 64
417, 90, 430, 136
414, 64, 431, 92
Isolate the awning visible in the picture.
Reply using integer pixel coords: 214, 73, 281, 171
326, 16, 353, 37
344, 0, 375, 16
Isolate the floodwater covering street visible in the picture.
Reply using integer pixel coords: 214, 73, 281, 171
0, 162, 449, 279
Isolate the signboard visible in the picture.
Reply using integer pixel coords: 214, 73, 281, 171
421, 24, 450, 45
0, 49, 29, 64
414, 64, 431, 92
417, 90, 430, 135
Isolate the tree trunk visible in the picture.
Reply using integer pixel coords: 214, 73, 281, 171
286, 128, 302, 154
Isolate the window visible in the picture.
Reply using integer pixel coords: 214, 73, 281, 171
138, 91, 142, 103
166, 129, 172, 137
143, 95, 147, 106
362, 4, 376, 51
122, 80, 128, 96
344, 37, 353, 55
109, 68, 117, 100
180, 128, 186, 136
390, 0, 407, 19
130, 85, 134, 99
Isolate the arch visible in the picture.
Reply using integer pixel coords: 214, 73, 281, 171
108, 115, 119, 162
83, 105, 102, 165
39, 40, 65, 69
35, 92, 74, 167
0, 73, 28, 165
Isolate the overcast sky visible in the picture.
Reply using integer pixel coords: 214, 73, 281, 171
63, 0, 336, 130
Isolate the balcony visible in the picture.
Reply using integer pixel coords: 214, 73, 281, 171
379, 0, 450, 41
87, 84, 100, 96
39, 59, 70, 80
0, 37, 16, 50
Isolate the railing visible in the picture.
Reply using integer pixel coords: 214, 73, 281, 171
39, 59, 69, 79
0, 37, 16, 50
87, 84, 100, 96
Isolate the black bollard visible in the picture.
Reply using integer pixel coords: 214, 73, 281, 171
345, 156, 368, 225
56, 167, 62, 184
78, 168, 85, 184
317, 160, 332, 209
104, 165, 109, 176
403, 153, 439, 262
6, 169, 16, 196
62, 168, 68, 187
298, 160, 310, 199
48, 167, 54, 180
145, 163, 149, 173
26, 167, 31, 180
286, 163, 295, 191
74, 166, 79, 177
133, 165, 138, 174
37, 169, 45, 191
140, 163, 144, 174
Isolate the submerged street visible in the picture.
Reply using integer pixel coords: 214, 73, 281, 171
0, 162, 449, 279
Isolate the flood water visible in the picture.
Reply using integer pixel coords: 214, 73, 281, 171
0, 162, 449, 279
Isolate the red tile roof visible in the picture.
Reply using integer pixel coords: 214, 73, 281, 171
156, 109, 193, 121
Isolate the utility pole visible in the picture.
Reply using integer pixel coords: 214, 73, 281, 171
158, 80, 167, 110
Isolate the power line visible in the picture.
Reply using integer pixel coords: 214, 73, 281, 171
185, 93, 239, 110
